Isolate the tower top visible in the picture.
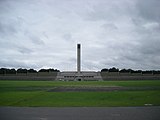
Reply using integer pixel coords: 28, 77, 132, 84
77, 44, 81, 49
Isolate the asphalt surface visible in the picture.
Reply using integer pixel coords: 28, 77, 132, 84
0, 107, 160, 120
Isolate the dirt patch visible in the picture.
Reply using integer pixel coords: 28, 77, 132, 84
48, 86, 160, 92
48, 86, 126, 92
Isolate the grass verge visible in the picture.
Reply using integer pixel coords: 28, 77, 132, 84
0, 80, 160, 107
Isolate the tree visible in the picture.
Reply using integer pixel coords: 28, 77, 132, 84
17, 68, 27, 73
108, 67, 119, 72
101, 68, 109, 72
131, 70, 142, 73
0, 68, 16, 74
49, 68, 60, 72
38, 68, 60, 72
27, 69, 37, 73
153, 70, 160, 74
120, 69, 133, 73
0, 68, 6, 74
38, 69, 49, 72
8, 69, 16, 74
142, 70, 152, 74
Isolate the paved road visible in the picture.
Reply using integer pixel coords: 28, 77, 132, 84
0, 107, 160, 120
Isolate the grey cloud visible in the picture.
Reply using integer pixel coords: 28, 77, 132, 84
62, 33, 74, 43
132, 18, 160, 33
136, 0, 160, 22
43, 32, 49, 39
29, 35, 44, 45
84, 0, 134, 21
94, 36, 160, 70
0, 58, 34, 69
17, 47, 33, 54
139, 39, 160, 56
111, 38, 160, 70
25, 31, 45, 45
101, 23, 118, 31
63, 33, 72, 40
0, 0, 160, 71
0, 21, 17, 37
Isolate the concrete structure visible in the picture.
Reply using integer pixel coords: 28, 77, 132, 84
56, 44, 103, 81
77, 44, 81, 73
56, 71, 102, 81
1, 72, 160, 81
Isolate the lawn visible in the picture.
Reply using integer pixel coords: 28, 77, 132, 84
0, 80, 160, 107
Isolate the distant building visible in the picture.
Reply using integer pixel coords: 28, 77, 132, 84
56, 44, 102, 81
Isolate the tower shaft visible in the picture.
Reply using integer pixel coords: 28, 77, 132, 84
77, 44, 81, 73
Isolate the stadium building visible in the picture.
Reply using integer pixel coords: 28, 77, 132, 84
56, 44, 102, 81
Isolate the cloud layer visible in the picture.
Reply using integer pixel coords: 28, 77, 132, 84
0, 0, 160, 71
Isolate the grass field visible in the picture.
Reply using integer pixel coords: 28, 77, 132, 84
0, 80, 160, 107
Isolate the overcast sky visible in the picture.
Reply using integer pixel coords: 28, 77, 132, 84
0, 0, 160, 71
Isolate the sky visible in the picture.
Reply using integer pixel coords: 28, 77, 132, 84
0, 0, 160, 71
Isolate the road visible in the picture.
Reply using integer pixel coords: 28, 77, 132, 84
0, 107, 160, 120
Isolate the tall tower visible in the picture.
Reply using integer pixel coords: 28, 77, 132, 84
77, 44, 81, 73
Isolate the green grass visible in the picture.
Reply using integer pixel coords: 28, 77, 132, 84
1, 91, 160, 107
1, 80, 160, 87
0, 80, 160, 107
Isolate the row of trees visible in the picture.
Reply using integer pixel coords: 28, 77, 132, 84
0, 67, 160, 74
0, 68, 60, 74
101, 67, 160, 74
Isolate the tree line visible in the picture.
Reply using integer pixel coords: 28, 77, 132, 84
0, 68, 60, 74
101, 67, 160, 74
0, 67, 160, 74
